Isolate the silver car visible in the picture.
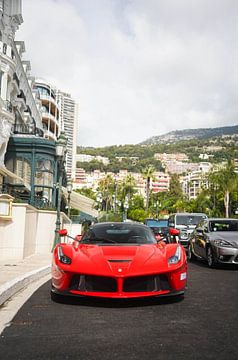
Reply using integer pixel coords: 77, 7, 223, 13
168, 212, 208, 248
188, 218, 238, 267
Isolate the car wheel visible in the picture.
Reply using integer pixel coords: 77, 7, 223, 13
207, 246, 216, 268
187, 243, 196, 262
51, 290, 65, 303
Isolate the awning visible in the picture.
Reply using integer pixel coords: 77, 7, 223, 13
62, 187, 98, 218
0, 166, 24, 182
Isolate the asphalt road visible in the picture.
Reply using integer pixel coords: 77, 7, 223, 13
0, 261, 238, 360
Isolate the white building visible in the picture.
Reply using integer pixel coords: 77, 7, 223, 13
0, 0, 43, 177
181, 162, 212, 200
34, 79, 60, 141
56, 90, 78, 180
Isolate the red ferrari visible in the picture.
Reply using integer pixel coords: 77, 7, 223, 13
51, 222, 187, 301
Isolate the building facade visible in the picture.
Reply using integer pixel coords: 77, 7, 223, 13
56, 90, 78, 180
0, 0, 44, 186
34, 79, 60, 141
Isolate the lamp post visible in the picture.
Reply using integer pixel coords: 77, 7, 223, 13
52, 132, 67, 250
96, 192, 103, 218
113, 175, 118, 213
67, 179, 72, 218
123, 196, 129, 222
154, 200, 160, 218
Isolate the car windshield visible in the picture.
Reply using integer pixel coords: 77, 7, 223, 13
209, 220, 238, 232
146, 219, 168, 227
81, 223, 157, 245
176, 215, 206, 226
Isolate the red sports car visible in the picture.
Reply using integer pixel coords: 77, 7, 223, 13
51, 222, 187, 300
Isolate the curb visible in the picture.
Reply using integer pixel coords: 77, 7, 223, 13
0, 265, 51, 306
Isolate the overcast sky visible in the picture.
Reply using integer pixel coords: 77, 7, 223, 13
17, 0, 238, 147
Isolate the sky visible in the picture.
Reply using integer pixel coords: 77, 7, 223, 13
16, 0, 238, 147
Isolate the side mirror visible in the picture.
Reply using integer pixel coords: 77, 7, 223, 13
75, 234, 82, 242
58, 229, 68, 236
155, 234, 162, 241
169, 228, 180, 236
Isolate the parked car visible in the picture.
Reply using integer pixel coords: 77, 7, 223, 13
168, 212, 208, 248
187, 218, 238, 267
51, 222, 187, 301
144, 218, 169, 242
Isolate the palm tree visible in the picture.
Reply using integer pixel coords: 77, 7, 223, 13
121, 174, 136, 201
208, 161, 238, 218
97, 174, 115, 212
141, 165, 155, 212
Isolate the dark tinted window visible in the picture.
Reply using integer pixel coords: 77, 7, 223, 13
176, 215, 207, 226
81, 223, 156, 244
209, 220, 238, 232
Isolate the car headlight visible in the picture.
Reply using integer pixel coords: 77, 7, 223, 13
213, 239, 232, 247
57, 246, 72, 265
168, 245, 181, 265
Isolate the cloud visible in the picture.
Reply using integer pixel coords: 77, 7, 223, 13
17, 0, 238, 146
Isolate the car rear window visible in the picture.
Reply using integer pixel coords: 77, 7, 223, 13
210, 221, 238, 232
146, 219, 168, 227
176, 215, 206, 226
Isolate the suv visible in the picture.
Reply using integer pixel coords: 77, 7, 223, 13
168, 212, 208, 248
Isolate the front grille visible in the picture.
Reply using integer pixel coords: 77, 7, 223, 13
70, 275, 117, 292
123, 274, 170, 292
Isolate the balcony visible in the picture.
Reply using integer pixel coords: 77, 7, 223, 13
13, 123, 35, 135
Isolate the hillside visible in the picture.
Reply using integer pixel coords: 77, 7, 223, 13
140, 124, 238, 145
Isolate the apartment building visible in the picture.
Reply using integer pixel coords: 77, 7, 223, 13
56, 90, 78, 179
181, 162, 212, 200
154, 153, 189, 162
34, 79, 60, 141
152, 172, 170, 193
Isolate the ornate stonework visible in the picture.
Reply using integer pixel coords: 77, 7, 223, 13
0, 118, 12, 167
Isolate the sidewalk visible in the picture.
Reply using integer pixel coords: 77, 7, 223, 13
0, 253, 52, 306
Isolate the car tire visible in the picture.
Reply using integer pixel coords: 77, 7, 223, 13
206, 246, 216, 268
187, 243, 196, 262
51, 290, 65, 303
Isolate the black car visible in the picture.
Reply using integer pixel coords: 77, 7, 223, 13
188, 218, 238, 267
144, 218, 169, 241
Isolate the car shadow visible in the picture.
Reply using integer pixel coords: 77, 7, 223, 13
51, 292, 184, 308
188, 258, 238, 271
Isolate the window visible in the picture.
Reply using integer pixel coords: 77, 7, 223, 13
35, 159, 53, 187
6, 157, 31, 187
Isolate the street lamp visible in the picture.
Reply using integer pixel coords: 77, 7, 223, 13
154, 200, 160, 218
96, 192, 103, 215
67, 179, 72, 218
67, 180, 73, 217
52, 132, 67, 250
113, 175, 118, 213
123, 196, 129, 222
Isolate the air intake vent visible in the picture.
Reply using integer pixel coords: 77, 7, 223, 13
108, 259, 131, 263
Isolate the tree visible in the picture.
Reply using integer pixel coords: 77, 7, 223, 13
97, 174, 115, 212
208, 161, 238, 218
120, 174, 136, 201
141, 165, 156, 212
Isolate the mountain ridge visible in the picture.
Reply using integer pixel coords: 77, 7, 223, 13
139, 124, 238, 145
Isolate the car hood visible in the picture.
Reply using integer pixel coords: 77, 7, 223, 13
65, 244, 179, 276
210, 232, 238, 247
